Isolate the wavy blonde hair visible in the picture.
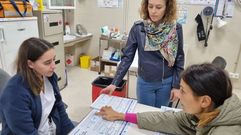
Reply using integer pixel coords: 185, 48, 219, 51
140, 0, 177, 23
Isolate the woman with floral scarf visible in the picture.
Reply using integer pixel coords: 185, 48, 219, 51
101, 0, 184, 107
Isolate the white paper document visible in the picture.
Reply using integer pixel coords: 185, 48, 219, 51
91, 94, 137, 111
69, 109, 128, 135
69, 94, 137, 135
69, 95, 181, 135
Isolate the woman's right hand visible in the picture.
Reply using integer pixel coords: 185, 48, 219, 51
100, 84, 116, 95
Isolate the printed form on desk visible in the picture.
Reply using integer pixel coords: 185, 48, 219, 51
69, 94, 137, 135
69, 94, 181, 135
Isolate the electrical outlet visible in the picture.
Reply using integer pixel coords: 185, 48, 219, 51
229, 72, 240, 79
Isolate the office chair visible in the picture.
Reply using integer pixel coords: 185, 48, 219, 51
211, 56, 227, 69
0, 69, 11, 133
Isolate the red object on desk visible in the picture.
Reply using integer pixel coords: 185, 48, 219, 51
92, 76, 127, 102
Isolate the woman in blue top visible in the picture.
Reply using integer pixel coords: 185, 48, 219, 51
0, 38, 74, 135
101, 0, 184, 107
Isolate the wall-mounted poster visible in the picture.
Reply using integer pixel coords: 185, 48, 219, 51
97, 0, 123, 8
215, 0, 234, 17
189, 0, 217, 5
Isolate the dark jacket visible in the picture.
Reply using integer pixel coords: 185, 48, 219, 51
0, 73, 74, 135
112, 21, 184, 89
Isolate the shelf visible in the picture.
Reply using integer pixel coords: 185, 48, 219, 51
98, 36, 127, 74
101, 58, 119, 64
0, 17, 37, 22
100, 35, 127, 44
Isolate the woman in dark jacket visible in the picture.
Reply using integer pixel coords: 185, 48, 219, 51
101, 0, 184, 107
0, 37, 74, 135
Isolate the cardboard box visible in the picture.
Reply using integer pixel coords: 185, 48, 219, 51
104, 65, 117, 77
90, 56, 101, 72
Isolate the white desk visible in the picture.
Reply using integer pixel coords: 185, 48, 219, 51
69, 95, 174, 135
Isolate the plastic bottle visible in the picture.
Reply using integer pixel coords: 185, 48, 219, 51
65, 22, 71, 35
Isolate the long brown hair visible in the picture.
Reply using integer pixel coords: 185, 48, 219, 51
140, 0, 177, 23
16, 37, 54, 95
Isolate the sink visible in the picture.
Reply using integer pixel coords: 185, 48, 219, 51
63, 34, 76, 41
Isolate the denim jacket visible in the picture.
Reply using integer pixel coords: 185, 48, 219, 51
112, 21, 184, 89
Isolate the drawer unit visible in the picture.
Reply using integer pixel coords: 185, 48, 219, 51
34, 10, 66, 89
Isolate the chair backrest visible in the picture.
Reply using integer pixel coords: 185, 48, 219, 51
0, 68, 11, 123
212, 56, 227, 69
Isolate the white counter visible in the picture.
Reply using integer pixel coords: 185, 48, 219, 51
64, 33, 93, 47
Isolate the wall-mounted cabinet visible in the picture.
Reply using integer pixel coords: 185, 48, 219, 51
48, 0, 76, 9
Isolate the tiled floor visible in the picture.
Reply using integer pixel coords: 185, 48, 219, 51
61, 66, 241, 122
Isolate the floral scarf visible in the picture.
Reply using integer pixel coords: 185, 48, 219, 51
143, 20, 178, 67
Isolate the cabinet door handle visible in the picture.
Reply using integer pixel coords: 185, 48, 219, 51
17, 28, 26, 31
52, 41, 59, 46
55, 60, 60, 65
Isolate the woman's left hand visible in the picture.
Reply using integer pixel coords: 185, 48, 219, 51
170, 88, 180, 102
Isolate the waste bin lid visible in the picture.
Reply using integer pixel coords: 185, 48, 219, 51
92, 76, 126, 91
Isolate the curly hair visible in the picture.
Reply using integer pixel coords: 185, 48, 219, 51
140, 0, 177, 23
